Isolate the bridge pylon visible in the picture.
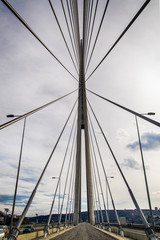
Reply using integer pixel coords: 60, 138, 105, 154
73, 40, 95, 225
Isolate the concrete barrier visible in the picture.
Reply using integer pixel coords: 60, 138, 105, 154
93, 225, 131, 240
4, 231, 43, 240
3, 226, 66, 240
109, 226, 160, 240
5, 225, 159, 240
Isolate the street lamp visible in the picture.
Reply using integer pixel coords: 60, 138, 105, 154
35, 214, 38, 224
4, 208, 9, 225
6, 114, 26, 231
135, 112, 155, 230
44, 176, 61, 238
105, 176, 124, 237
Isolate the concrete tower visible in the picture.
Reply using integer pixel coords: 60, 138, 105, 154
74, 41, 95, 225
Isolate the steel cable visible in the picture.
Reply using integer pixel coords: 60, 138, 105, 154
69, 0, 80, 62
0, 89, 77, 130
1, 0, 78, 82
85, 0, 99, 71
87, 89, 160, 128
46, 108, 77, 230
48, 0, 79, 74
64, 128, 77, 226
9, 99, 77, 239
91, 152, 101, 225
87, 99, 152, 230
58, 122, 77, 226
60, 0, 79, 68
86, 0, 151, 81
88, 107, 122, 228
89, 123, 110, 226
85, 0, 110, 74
90, 140, 104, 224
84, 0, 94, 65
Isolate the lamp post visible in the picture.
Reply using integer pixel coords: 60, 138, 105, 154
52, 177, 61, 227
35, 214, 38, 224
105, 176, 124, 237
4, 208, 9, 225
135, 112, 155, 230
6, 114, 26, 232
44, 176, 61, 237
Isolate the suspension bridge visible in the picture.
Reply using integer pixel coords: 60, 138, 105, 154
0, 0, 159, 240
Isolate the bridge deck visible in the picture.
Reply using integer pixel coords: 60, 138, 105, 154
51, 223, 108, 240
48, 223, 130, 240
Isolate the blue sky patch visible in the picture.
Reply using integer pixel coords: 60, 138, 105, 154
127, 132, 160, 151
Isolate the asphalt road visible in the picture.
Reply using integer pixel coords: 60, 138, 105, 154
50, 223, 109, 240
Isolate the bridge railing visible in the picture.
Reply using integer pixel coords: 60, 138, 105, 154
3, 224, 73, 240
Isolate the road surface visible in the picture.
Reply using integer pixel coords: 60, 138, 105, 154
50, 223, 109, 240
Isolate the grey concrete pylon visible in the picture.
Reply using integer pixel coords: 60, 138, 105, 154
74, 41, 95, 225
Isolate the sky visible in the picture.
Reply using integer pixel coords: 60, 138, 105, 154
0, 0, 160, 219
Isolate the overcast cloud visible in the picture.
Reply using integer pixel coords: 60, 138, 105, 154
121, 158, 141, 170
0, 0, 160, 217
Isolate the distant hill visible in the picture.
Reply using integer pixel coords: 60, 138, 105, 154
28, 209, 160, 225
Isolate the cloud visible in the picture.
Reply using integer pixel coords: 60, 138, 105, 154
0, 0, 159, 216
116, 128, 129, 141
152, 191, 160, 195
121, 158, 141, 170
95, 129, 102, 135
127, 132, 160, 151
0, 194, 28, 206
117, 128, 129, 138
